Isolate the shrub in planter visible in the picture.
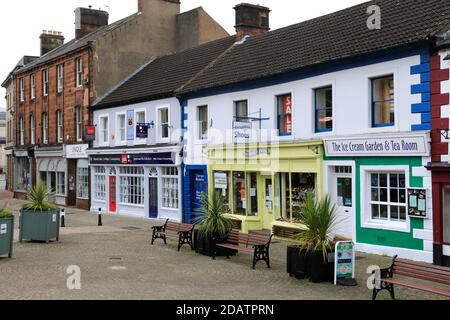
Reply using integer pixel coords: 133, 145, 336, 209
195, 191, 237, 257
0, 211, 14, 258
288, 194, 338, 283
19, 182, 60, 243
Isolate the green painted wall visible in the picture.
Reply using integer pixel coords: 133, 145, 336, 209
326, 156, 425, 251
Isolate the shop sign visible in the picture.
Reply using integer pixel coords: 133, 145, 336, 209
136, 124, 149, 139
14, 150, 28, 157
408, 189, 427, 218
324, 134, 429, 157
86, 126, 95, 141
90, 153, 175, 165
282, 95, 293, 134
127, 110, 134, 141
65, 144, 88, 159
233, 121, 252, 144
334, 241, 357, 286
214, 172, 228, 189
243, 147, 270, 158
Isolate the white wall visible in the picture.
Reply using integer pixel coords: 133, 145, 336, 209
185, 54, 422, 165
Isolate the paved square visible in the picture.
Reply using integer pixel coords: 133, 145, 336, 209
0, 198, 444, 300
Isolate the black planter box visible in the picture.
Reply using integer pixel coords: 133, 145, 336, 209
287, 246, 334, 283
194, 229, 237, 257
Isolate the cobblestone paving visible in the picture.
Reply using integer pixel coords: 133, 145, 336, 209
0, 198, 445, 300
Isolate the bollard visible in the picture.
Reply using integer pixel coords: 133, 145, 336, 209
98, 208, 103, 227
60, 209, 66, 228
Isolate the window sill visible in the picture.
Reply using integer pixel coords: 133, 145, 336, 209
361, 220, 409, 233
161, 207, 180, 212
118, 203, 145, 208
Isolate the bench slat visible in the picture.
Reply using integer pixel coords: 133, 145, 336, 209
393, 269, 450, 286
394, 262, 450, 279
216, 243, 254, 254
382, 278, 450, 297
395, 259, 450, 273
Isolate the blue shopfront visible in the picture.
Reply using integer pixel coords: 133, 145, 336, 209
183, 165, 208, 223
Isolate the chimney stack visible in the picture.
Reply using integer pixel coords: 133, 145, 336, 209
75, 7, 109, 40
40, 31, 64, 56
234, 3, 270, 41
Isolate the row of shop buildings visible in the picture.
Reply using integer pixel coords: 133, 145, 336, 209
3, 0, 450, 266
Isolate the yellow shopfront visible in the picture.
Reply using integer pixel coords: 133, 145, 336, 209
208, 141, 324, 236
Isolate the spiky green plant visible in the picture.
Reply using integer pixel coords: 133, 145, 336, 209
22, 182, 58, 211
196, 191, 232, 238
0, 211, 13, 219
294, 193, 339, 261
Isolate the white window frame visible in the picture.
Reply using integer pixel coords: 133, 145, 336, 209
134, 109, 147, 145
42, 113, 49, 144
93, 167, 106, 202
19, 117, 25, 145
30, 74, 35, 99
57, 64, 64, 93
76, 106, 83, 142
156, 105, 170, 143
116, 112, 127, 146
30, 114, 35, 145
76, 57, 83, 87
19, 78, 24, 102
42, 69, 49, 96
118, 167, 145, 207
160, 167, 180, 210
56, 172, 66, 196
77, 166, 89, 199
57, 110, 63, 143
360, 165, 411, 233
99, 115, 109, 147
197, 105, 208, 141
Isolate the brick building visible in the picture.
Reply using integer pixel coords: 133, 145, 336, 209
11, 0, 228, 209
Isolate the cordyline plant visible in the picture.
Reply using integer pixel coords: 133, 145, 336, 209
294, 193, 339, 261
0, 202, 13, 218
22, 182, 58, 212
196, 191, 232, 239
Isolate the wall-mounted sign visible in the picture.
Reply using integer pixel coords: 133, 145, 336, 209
324, 134, 429, 157
136, 123, 149, 139
90, 153, 175, 165
127, 110, 134, 141
0, 224, 7, 235
334, 241, 357, 286
214, 172, 228, 189
86, 126, 95, 141
408, 189, 427, 218
233, 121, 252, 144
243, 147, 270, 158
14, 150, 29, 158
65, 144, 89, 159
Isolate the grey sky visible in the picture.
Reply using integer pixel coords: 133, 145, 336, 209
0, 0, 367, 105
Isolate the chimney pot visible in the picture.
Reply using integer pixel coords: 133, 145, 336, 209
234, 3, 270, 41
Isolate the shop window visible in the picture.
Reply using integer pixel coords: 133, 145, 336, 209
158, 108, 170, 140
443, 187, 450, 244
119, 167, 144, 206
57, 110, 63, 143
42, 69, 49, 96
77, 160, 89, 199
161, 167, 179, 209
15, 158, 29, 192
94, 167, 106, 201
233, 171, 247, 215
76, 57, 83, 87
280, 173, 316, 221
76, 107, 83, 142
117, 113, 126, 143
315, 86, 333, 132
277, 94, 292, 136
30, 74, 35, 99
197, 105, 208, 140
234, 100, 248, 121
42, 113, 48, 144
372, 75, 394, 127
56, 172, 65, 196
214, 171, 230, 209
57, 64, 64, 93
370, 173, 406, 222
249, 173, 258, 216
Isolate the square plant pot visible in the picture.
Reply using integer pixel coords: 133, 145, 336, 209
0, 217, 14, 258
19, 210, 60, 243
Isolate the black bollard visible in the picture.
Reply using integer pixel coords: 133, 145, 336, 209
98, 208, 103, 227
61, 209, 66, 228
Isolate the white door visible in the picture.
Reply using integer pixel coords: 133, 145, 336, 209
332, 169, 354, 239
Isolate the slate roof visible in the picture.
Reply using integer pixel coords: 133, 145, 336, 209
178, 0, 450, 95
92, 36, 236, 109
16, 14, 139, 75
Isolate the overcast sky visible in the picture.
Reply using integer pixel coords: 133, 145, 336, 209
0, 0, 367, 107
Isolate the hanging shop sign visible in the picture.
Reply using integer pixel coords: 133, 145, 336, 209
214, 172, 228, 189
334, 241, 357, 286
408, 189, 427, 218
86, 125, 96, 141
65, 144, 89, 159
324, 134, 429, 157
136, 123, 149, 139
127, 110, 135, 141
233, 121, 252, 144
90, 153, 175, 165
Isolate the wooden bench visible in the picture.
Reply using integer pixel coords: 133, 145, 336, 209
214, 231, 273, 269
372, 255, 450, 300
151, 219, 195, 252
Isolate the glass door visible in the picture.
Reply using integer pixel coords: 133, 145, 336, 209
332, 167, 354, 239
262, 177, 274, 230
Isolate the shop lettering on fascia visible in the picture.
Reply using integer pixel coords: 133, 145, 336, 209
323, 133, 433, 263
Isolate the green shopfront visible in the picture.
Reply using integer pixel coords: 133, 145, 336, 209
323, 133, 433, 263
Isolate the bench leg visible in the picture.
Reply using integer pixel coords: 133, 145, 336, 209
389, 284, 395, 300
151, 228, 156, 245
177, 231, 193, 252
252, 245, 270, 270
372, 281, 395, 300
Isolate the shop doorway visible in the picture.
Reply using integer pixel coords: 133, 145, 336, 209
262, 177, 274, 230
191, 171, 207, 221
149, 177, 158, 219
443, 186, 450, 244
109, 176, 117, 213
331, 166, 354, 239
